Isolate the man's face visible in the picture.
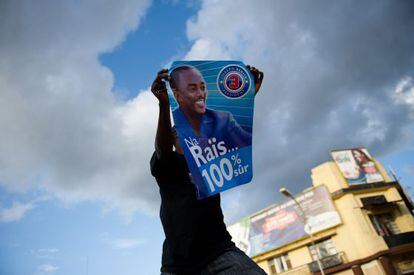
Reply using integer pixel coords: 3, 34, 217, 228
174, 68, 207, 116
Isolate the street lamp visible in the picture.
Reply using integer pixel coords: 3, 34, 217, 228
279, 187, 326, 275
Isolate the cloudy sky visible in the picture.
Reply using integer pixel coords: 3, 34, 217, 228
1, 0, 414, 274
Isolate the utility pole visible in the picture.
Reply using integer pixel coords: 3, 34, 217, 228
389, 165, 400, 182
280, 187, 326, 275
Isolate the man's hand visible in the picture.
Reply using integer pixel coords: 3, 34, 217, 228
152, 68, 174, 159
151, 68, 170, 105
246, 65, 264, 94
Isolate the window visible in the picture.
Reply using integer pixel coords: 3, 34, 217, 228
370, 213, 400, 236
268, 254, 292, 274
308, 239, 337, 261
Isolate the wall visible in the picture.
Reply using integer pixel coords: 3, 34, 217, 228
361, 260, 386, 275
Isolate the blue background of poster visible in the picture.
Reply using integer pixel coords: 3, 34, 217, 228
166, 60, 255, 199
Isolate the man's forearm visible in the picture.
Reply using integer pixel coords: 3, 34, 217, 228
155, 103, 173, 159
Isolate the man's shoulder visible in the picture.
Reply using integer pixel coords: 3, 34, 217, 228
205, 108, 232, 121
172, 107, 180, 115
150, 151, 184, 175
172, 107, 188, 127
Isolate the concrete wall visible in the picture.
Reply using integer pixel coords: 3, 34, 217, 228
361, 260, 386, 275
331, 193, 388, 261
311, 162, 347, 193
257, 261, 270, 275
334, 269, 354, 275
289, 246, 312, 268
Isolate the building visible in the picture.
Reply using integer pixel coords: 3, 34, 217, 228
228, 148, 414, 275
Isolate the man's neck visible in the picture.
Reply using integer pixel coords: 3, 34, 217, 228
183, 109, 202, 135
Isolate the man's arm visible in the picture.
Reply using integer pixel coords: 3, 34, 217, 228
151, 69, 174, 160
246, 65, 264, 95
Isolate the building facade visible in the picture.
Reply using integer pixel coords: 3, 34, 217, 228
228, 148, 414, 275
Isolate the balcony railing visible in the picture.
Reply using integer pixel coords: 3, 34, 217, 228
383, 231, 414, 248
279, 264, 312, 275
308, 252, 345, 273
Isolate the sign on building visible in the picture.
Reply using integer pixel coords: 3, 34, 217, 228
331, 148, 384, 185
228, 185, 341, 257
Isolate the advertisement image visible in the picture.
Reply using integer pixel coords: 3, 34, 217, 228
331, 148, 384, 185
166, 61, 256, 199
228, 186, 341, 257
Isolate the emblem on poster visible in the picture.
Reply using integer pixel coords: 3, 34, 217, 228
217, 64, 251, 99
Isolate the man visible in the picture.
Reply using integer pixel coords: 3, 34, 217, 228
150, 65, 265, 275
169, 65, 256, 149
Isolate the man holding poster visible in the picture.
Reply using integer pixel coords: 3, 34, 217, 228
150, 62, 265, 274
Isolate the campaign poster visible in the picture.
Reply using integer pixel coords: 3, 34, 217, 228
165, 61, 255, 199
228, 186, 341, 257
331, 148, 384, 185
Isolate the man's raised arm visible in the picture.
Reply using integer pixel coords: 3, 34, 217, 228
151, 69, 174, 160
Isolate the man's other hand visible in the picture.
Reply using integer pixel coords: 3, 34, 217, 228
151, 68, 170, 105
246, 65, 264, 94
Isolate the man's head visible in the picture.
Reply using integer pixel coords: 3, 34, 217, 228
170, 66, 207, 117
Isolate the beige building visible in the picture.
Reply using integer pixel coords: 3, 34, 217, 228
229, 148, 414, 275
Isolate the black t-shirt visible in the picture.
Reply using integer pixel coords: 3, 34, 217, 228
150, 151, 234, 274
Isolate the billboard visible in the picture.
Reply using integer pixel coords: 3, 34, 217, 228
228, 186, 341, 257
331, 148, 384, 185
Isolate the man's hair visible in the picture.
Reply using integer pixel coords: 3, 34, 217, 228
169, 65, 200, 91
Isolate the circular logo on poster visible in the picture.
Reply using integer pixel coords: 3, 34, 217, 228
217, 65, 251, 98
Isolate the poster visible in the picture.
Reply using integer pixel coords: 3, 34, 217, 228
228, 186, 341, 257
166, 61, 255, 199
331, 148, 384, 185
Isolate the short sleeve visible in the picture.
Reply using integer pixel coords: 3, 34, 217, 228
150, 151, 167, 178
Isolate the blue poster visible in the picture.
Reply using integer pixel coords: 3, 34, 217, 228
165, 61, 255, 199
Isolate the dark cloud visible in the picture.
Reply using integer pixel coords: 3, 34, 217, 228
186, 0, 414, 222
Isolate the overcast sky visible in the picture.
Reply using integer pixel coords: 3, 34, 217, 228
1, 1, 413, 274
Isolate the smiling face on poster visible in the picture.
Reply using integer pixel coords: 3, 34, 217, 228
165, 61, 255, 199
